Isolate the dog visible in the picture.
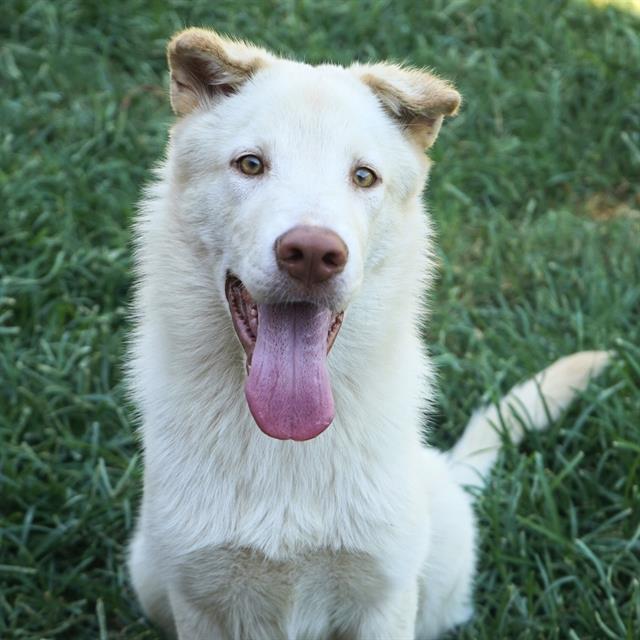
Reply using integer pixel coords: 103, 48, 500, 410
127, 27, 609, 639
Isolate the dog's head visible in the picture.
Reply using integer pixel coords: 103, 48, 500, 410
164, 28, 460, 441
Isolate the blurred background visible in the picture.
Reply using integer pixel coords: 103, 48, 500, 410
1, 1, 639, 638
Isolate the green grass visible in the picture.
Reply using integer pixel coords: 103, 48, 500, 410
1, 0, 639, 638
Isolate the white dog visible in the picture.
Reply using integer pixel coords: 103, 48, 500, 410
127, 28, 609, 639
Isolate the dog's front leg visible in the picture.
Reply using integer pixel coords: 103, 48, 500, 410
169, 587, 225, 640
336, 584, 419, 640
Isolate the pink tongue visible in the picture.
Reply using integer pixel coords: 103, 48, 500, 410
245, 303, 334, 441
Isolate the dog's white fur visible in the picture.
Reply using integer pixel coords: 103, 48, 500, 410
127, 28, 609, 639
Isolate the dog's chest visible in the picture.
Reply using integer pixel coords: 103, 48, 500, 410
176, 544, 389, 638
147, 410, 420, 555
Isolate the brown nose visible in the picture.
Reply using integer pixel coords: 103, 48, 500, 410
275, 226, 348, 286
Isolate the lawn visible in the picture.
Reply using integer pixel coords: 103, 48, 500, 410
1, 0, 639, 638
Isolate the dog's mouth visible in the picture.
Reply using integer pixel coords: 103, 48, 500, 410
225, 275, 344, 441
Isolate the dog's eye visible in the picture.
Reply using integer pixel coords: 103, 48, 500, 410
237, 154, 264, 176
353, 167, 377, 188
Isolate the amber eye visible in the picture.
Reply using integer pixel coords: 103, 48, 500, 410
353, 166, 377, 188
237, 154, 264, 176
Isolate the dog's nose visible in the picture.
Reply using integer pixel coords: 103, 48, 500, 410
276, 226, 348, 286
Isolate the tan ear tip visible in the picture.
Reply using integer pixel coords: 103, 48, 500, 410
167, 27, 219, 57
167, 29, 193, 61
444, 89, 462, 117
168, 27, 197, 47
167, 29, 216, 72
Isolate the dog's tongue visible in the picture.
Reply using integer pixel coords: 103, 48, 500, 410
245, 303, 334, 441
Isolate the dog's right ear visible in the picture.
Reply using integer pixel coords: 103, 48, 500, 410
352, 63, 461, 149
167, 28, 273, 116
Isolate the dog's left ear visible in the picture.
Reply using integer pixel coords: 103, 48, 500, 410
352, 63, 461, 149
167, 28, 273, 116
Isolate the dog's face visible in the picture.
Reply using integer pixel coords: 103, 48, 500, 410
165, 29, 460, 441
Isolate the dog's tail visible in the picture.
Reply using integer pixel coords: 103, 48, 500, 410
448, 350, 610, 489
